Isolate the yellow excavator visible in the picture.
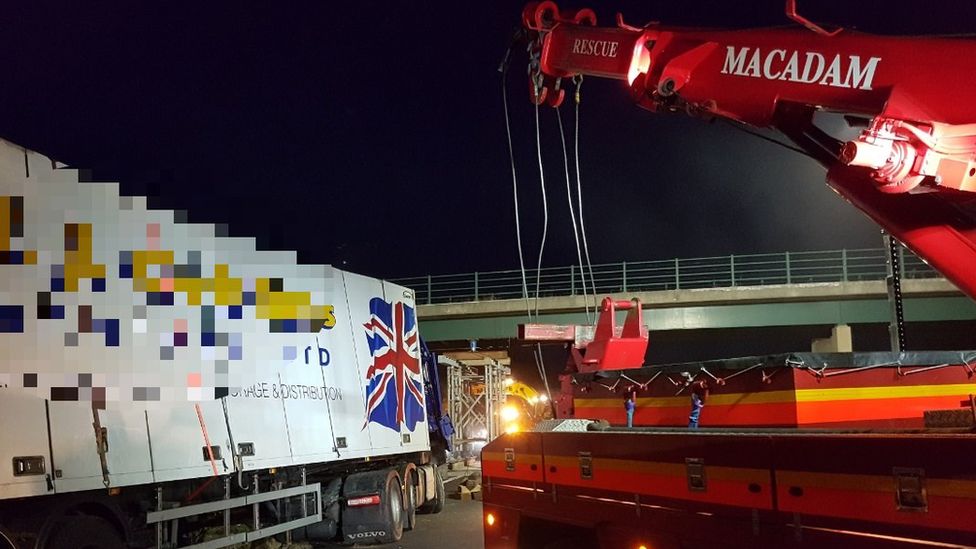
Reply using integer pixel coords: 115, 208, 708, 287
472, 379, 550, 434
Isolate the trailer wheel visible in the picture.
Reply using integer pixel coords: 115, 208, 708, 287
419, 466, 445, 514
0, 528, 16, 549
342, 468, 405, 544
403, 469, 417, 530
378, 472, 404, 544
45, 516, 125, 549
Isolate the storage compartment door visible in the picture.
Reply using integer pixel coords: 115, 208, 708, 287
0, 394, 53, 499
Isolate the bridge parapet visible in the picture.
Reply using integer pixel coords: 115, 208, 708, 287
393, 248, 942, 308
416, 278, 960, 320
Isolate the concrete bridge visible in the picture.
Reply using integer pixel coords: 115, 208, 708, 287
393, 249, 976, 360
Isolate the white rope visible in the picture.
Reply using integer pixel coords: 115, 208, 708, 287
532, 100, 556, 407
503, 60, 554, 409
556, 107, 591, 322
532, 101, 550, 318
573, 77, 598, 315
501, 67, 533, 319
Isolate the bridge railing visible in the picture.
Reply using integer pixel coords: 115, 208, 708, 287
393, 248, 942, 305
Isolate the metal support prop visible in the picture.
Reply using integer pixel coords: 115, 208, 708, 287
885, 232, 907, 351
446, 356, 507, 452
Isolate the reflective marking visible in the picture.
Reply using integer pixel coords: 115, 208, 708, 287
796, 525, 976, 548
492, 483, 544, 493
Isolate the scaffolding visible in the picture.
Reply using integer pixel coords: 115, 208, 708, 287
444, 354, 509, 456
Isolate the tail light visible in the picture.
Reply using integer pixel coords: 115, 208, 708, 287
346, 494, 381, 507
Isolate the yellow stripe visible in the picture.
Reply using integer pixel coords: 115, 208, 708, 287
778, 470, 891, 493
544, 455, 768, 484
928, 478, 976, 499
778, 470, 976, 499
575, 383, 976, 409
795, 383, 976, 402
482, 451, 543, 466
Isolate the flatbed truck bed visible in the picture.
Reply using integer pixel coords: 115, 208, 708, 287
482, 425, 976, 549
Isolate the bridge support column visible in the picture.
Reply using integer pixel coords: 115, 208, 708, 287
811, 324, 853, 353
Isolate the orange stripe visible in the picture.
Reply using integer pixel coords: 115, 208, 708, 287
778, 485, 976, 532
544, 455, 769, 483
778, 470, 976, 500
542, 455, 773, 509
549, 466, 772, 509
483, 451, 544, 483
796, 395, 972, 424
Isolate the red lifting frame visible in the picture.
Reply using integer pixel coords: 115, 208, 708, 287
579, 297, 647, 373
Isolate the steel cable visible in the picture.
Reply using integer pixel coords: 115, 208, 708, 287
532, 101, 550, 318
532, 100, 555, 408
501, 42, 554, 409
572, 77, 599, 317
556, 106, 591, 322
500, 61, 533, 319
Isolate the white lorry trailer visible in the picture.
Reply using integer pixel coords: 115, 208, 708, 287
0, 138, 452, 548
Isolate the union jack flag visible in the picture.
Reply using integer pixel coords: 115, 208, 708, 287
362, 298, 425, 432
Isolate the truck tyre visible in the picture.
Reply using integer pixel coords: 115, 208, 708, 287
45, 516, 125, 549
0, 528, 16, 549
403, 469, 417, 530
342, 468, 405, 544
378, 471, 404, 544
419, 466, 445, 514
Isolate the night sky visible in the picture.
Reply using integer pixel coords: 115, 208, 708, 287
4, 1, 976, 280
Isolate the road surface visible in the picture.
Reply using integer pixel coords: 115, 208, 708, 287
381, 497, 484, 549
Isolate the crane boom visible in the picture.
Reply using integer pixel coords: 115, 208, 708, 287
522, 0, 976, 300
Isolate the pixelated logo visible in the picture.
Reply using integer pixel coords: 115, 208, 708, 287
362, 298, 425, 432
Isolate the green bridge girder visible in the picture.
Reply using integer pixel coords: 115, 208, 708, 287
417, 296, 976, 343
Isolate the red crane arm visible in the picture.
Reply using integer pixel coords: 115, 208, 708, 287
522, 1, 976, 300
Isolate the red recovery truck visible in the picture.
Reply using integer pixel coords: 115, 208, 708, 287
482, 3, 976, 548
